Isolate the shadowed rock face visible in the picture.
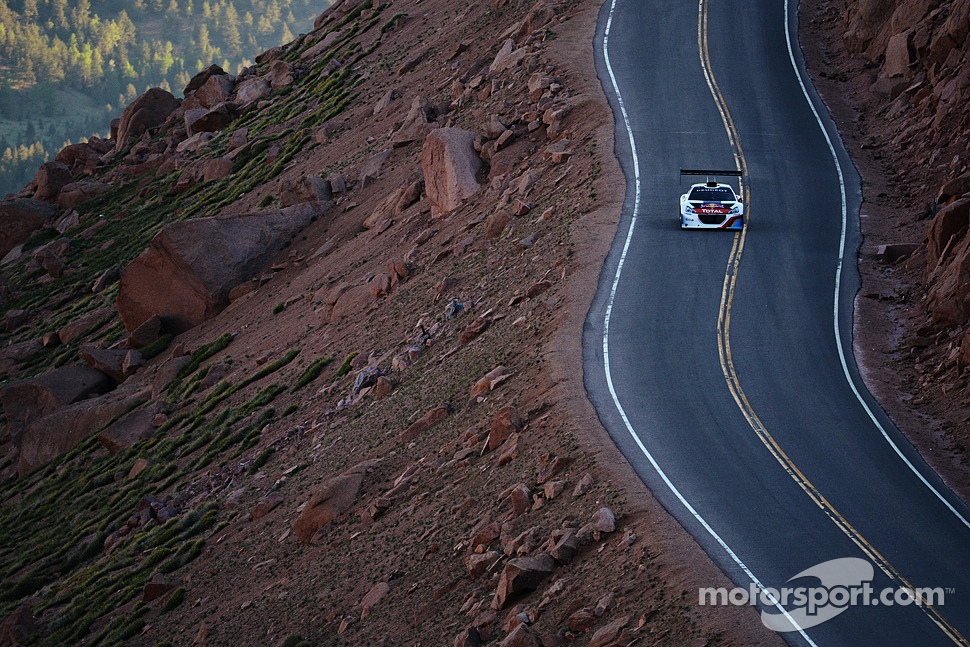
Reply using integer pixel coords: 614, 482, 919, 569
0, 198, 58, 259
117, 201, 330, 334
114, 88, 181, 153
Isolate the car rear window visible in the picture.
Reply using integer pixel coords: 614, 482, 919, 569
688, 186, 736, 201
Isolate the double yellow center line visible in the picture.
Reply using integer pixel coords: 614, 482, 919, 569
697, 0, 966, 642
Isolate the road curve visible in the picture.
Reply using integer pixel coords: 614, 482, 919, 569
584, 0, 970, 644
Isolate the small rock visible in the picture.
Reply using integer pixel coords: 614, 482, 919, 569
249, 492, 284, 521
572, 473, 594, 497
360, 581, 390, 620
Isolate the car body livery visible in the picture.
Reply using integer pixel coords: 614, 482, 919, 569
679, 169, 744, 230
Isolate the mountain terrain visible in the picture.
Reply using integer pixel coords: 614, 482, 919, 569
0, 0, 780, 645
1, 0, 969, 645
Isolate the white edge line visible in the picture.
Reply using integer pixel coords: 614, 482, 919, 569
599, 0, 817, 641
782, 0, 970, 532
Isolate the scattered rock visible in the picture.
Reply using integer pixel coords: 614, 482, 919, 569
360, 582, 390, 619
422, 128, 483, 216
292, 459, 380, 543
492, 553, 557, 609
249, 492, 285, 521
402, 404, 450, 441
487, 406, 523, 451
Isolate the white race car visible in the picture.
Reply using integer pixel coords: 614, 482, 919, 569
679, 169, 744, 230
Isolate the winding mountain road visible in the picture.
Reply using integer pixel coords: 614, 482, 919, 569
584, 0, 970, 644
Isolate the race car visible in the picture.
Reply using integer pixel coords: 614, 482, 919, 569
679, 169, 744, 230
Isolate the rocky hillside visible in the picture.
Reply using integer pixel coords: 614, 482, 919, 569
801, 0, 970, 491
0, 0, 777, 645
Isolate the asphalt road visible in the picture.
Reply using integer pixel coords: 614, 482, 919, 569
584, 0, 970, 644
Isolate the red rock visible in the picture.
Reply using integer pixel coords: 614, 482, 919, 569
126, 315, 162, 349
422, 128, 483, 216
249, 492, 284, 521
0, 366, 111, 441
469, 521, 503, 549
118, 202, 327, 334
360, 582, 389, 619
565, 607, 597, 632
392, 96, 437, 147
926, 197, 970, 268
487, 406, 523, 451
374, 376, 394, 399
55, 141, 104, 172
292, 459, 380, 543
79, 346, 129, 383
329, 284, 373, 322
99, 406, 160, 454
0, 198, 58, 258
588, 615, 631, 647
369, 273, 392, 299
128, 458, 151, 479
460, 315, 491, 345
536, 455, 569, 484
469, 366, 510, 402
499, 623, 543, 647
18, 384, 149, 475
195, 73, 234, 109
143, 573, 172, 602
549, 530, 580, 564
453, 627, 483, 647
526, 281, 552, 298
0, 605, 37, 645
509, 484, 532, 517
402, 405, 449, 441
465, 551, 502, 579
492, 553, 557, 609
542, 480, 567, 499
115, 88, 180, 152
32, 161, 73, 202
496, 433, 521, 466
234, 76, 272, 105
184, 64, 227, 94
485, 210, 512, 239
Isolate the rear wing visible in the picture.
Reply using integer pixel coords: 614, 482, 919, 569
680, 168, 742, 190
680, 169, 742, 178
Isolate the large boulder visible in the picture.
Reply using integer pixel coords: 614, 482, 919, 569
421, 128, 482, 217
233, 77, 272, 106
0, 198, 58, 258
32, 161, 74, 202
117, 201, 329, 333
17, 384, 150, 476
0, 366, 111, 445
292, 459, 381, 543
98, 405, 161, 454
56, 181, 111, 210
184, 64, 227, 94
55, 141, 107, 173
194, 74, 236, 109
185, 103, 237, 136
114, 88, 180, 152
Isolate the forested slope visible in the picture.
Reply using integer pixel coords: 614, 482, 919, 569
0, 0, 323, 195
